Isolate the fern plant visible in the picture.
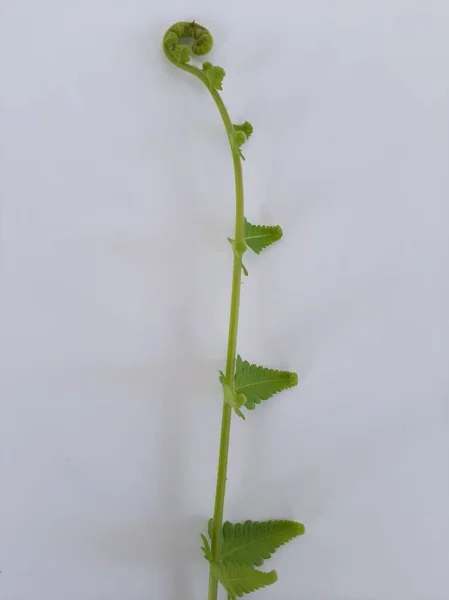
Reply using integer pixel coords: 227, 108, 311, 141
163, 21, 304, 600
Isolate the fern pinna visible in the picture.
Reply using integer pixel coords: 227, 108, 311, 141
163, 21, 305, 600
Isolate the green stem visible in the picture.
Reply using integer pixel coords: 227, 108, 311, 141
207, 89, 245, 600
162, 31, 244, 600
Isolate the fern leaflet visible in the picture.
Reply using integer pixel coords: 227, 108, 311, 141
244, 220, 283, 255
221, 519, 305, 566
235, 355, 298, 410
211, 562, 277, 599
201, 534, 212, 561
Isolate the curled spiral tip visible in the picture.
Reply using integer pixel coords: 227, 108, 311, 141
163, 20, 213, 64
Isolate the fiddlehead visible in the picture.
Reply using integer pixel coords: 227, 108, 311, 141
163, 21, 229, 96
162, 22, 249, 163
163, 21, 213, 66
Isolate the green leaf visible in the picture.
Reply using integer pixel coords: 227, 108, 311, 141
230, 131, 248, 160
201, 533, 212, 561
219, 371, 247, 419
235, 355, 298, 410
232, 130, 247, 148
202, 61, 226, 90
221, 520, 305, 567
231, 122, 253, 160
230, 122, 253, 160
233, 121, 253, 140
244, 219, 283, 255
212, 562, 277, 599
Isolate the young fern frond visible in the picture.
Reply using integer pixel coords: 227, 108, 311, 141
163, 21, 213, 62
202, 61, 226, 90
233, 121, 254, 140
162, 20, 304, 600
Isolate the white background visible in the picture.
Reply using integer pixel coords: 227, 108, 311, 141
1, 1, 449, 599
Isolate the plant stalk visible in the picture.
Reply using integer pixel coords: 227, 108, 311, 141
207, 89, 245, 600
163, 27, 246, 599
162, 53, 244, 599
